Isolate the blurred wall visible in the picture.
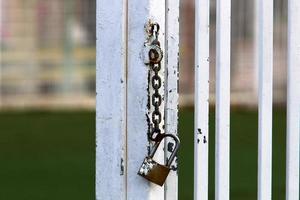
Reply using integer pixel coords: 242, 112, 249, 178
0, 0, 96, 109
0, 0, 288, 109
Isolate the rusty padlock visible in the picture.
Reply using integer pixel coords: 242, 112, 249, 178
137, 134, 180, 186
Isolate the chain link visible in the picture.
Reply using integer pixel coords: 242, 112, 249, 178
148, 23, 163, 141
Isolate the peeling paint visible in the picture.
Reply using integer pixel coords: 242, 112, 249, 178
167, 142, 174, 152
203, 136, 207, 144
170, 157, 178, 171
120, 158, 124, 175
197, 128, 202, 134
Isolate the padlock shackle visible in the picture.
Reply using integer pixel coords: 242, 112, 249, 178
165, 134, 180, 166
149, 134, 180, 167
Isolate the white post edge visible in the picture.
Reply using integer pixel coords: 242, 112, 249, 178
257, 0, 273, 199
164, 0, 180, 199
194, 0, 210, 199
215, 0, 231, 199
96, 0, 127, 199
286, 0, 300, 199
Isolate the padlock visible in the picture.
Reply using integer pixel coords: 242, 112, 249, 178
137, 134, 180, 186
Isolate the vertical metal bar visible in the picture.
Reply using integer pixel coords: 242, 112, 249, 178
63, 0, 74, 93
194, 0, 210, 199
257, 0, 273, 199
164, 0, 180, 198
96, 0, 127, 199
127, 0, 165, 199
215, 0, 231, 199
286, 0, 300, 199
0, 0, 4, 108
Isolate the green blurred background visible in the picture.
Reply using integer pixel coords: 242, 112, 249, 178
0, 0, 289, 199
0, 109, 287, 199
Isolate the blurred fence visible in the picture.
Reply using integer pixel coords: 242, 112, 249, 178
0, 0, 96, 109
0, 0, 288, 109
180, 0, 287, 107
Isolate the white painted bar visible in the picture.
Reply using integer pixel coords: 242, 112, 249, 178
96, 0, 127, 199
164, 0, 180, 199
127, 0, 165, 199
257, 0, 273, 199
286, 0, 300, 199
194, 0, 210, 199
215, 0, 231, 199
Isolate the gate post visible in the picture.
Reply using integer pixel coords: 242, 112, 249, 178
96, 0, 127, 199
96, 0, 179, 199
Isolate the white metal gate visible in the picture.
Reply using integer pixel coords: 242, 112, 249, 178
96, 0, 300, 199
96, 0, 179, 199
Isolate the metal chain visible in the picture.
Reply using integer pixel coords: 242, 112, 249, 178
148, 23, 164, 142
150, 62, 162, 141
